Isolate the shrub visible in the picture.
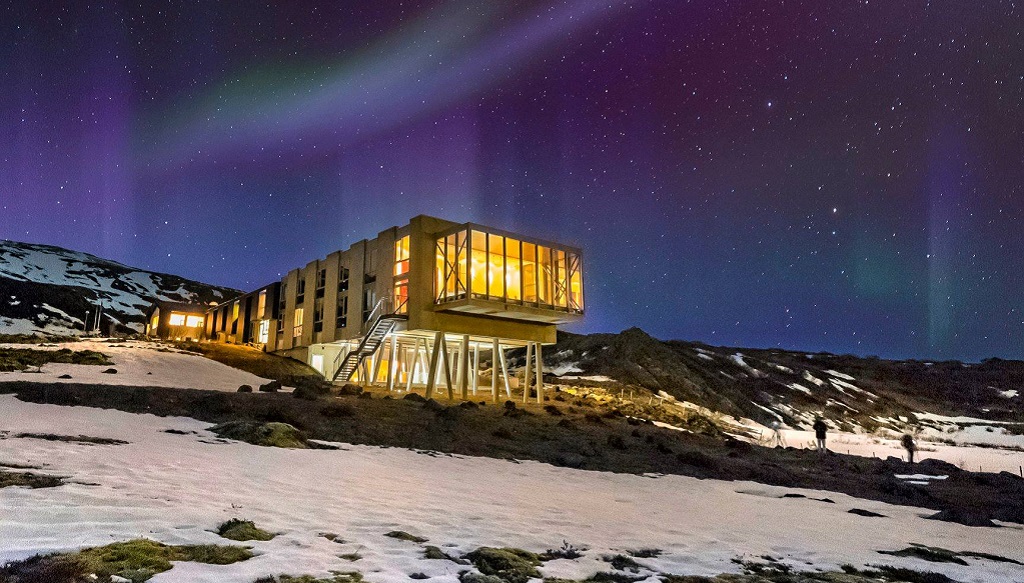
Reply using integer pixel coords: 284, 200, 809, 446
541, 540, 587, 560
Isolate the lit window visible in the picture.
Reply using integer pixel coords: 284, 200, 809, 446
470, 230, 487, 297
185, 315, 204, 328
538, 246, 553, 305
488, 233, 504, 298
257, 290, 267, 318
394, 281, 409, 314
293, 308, 304, 338
554, 249, 568, 308
394, 235, 410, 276
257, 319, 270, 344
506, 238, 522, 301
169, 313, 186, 326
522, 242, 538, 302
568, 252, 584, 312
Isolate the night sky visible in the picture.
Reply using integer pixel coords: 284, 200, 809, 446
2, 1, 1022, 361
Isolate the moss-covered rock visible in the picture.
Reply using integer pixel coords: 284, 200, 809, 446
0, 538, 252, 583
253, 574, 362, 583
464, 547, 542, 583
216, 519, 276, 542
383, 530, 428, 543
209, 421, 314, 449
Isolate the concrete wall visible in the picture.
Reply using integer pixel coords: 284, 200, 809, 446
212, 215, 576, 367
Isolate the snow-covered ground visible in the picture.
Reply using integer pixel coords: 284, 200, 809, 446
0, 339, 273, 392
773, 429, 1024, 475
1, 396, 1022, 583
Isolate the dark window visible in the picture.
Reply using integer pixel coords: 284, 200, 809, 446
277, 317, 283, 333
313, 298, 324, 333
362, 288, 376, 322
279, 283, 287, 312
296, 278, 306, 304
336, 296, 348, 328
316, 269, 326, 298
339, 267, 350, 291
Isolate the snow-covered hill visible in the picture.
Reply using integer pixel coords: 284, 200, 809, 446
534, 328, 1024, 433
0, 240, 238, 335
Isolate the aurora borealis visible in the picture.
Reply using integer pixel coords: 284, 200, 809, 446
1, 1, 1022, 360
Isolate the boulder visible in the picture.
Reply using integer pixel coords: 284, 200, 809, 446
258, 380, 282, 392
237, 385, 253, 393
337, 383, 363, 396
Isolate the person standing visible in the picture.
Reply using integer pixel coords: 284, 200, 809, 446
770, 420, 786, 447
812, 417, 828, 452
901, 433, 916, 464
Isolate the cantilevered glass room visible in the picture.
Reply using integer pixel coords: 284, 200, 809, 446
434, 224, 583, 322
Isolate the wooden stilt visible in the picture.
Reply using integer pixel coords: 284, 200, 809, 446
459, 334, 470, 399
491, 338, 499, 402
425, 331, 441, 398
535, 343, 544, 404
523, 343, 534, 403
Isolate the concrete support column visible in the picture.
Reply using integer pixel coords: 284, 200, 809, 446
491, 338, 499, 402
535, 343, 544, 404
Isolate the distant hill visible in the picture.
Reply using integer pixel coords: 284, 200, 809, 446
533, 328, 1024, 429
0, 240, 239, 335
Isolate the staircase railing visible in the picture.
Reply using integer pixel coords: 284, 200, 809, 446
330, 296, 406, 383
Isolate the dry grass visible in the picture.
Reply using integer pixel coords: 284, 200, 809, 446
179, 342, 322, 385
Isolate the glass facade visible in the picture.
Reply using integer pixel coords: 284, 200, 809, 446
435, 226, 583, 313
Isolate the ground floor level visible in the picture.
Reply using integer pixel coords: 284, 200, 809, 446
279, 328, 549, 402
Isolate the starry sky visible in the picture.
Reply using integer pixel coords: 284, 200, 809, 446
1, 1, 1022, 361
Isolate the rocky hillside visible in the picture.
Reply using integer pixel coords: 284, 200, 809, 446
533, 328, 1024, 430
0, 240, 238, 335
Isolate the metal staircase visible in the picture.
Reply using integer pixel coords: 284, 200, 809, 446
331, 297, 406, 383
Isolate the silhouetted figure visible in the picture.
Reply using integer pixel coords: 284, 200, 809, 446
901, 433, 916, 464
770, 420, 786, 447
812, 417, 828, 452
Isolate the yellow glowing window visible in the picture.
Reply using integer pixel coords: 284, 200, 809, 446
394, 235, 410, 276
185, 315, 204, 328
554, 249, 568, 308
522, 242, 538, 303
487, 233, 504, 298
150, 314, 159, 332
394, 281, 409, 314
169, 313, 186, 326
538, 246, 553, 305
470, 230, 487, 297
293, 308, 304, 338
569, 252, 584, 311
257, 290, 267, 318
506, 238, 522, 301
